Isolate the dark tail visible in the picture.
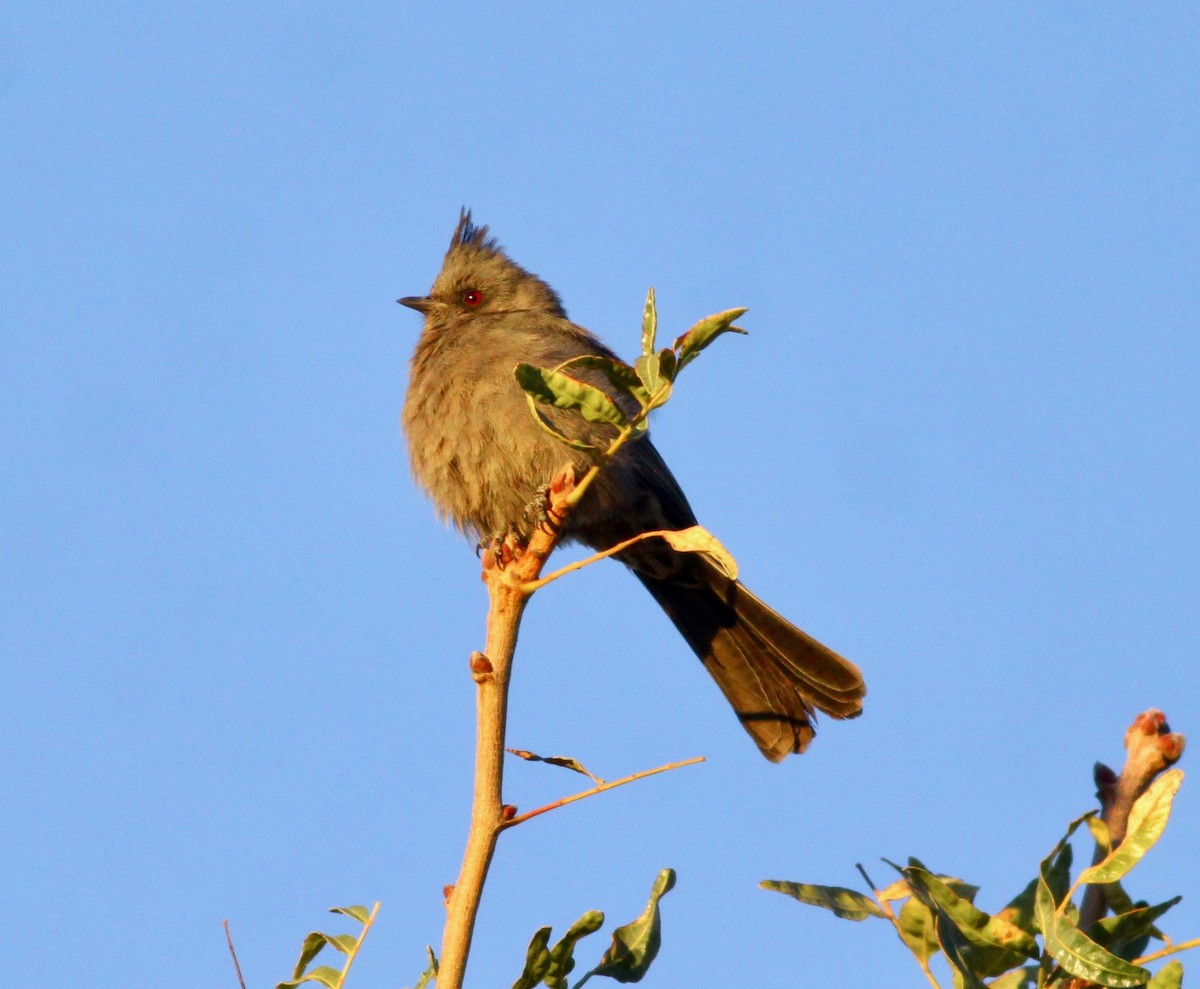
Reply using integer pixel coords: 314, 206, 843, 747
636, 559, 865, 761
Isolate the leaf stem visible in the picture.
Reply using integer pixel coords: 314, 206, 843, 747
500, 756, 705, 829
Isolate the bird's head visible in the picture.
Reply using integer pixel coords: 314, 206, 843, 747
399, 209, 566, 320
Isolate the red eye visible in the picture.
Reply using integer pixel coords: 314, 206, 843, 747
463, 289, 483, 306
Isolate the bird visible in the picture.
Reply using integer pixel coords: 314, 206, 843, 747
398, 210, 864, 760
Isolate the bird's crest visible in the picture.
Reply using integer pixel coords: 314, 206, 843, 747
449, 208, 498, 255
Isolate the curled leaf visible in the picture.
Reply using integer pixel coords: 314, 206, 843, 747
656, 525, 739, 580
589, 869, 675, 983
507, 748, 601, 782
672, 308, 748, 370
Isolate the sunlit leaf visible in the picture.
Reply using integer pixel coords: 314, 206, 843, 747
1035, 834, 1151, 987
672, 308, 748, 370
905, 866, 1038, 971
897, 897, 939, 965
634, 353, 662, 395
1147, 960, 1183, 989
330, 905, 370, 925
515, 364, 629, 430
291, 932, 329, 978
1077, 770, 1182, 885
760, 880, 885, 920
877, 878, 911, 903
589, 869, 675, 982
656, 525, 739, 580
558, 354, 650, 408
276, 965, 342, 989
641, 288, 657, 356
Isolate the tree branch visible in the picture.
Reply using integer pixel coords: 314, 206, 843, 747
436, 466, 577, 989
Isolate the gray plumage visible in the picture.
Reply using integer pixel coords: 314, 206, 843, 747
400, 211, 865, 760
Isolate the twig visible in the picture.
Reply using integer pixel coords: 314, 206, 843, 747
1134, 936, 1200, 967
1077, 710, 1186, 932
521, 528, 687, 592
223, 919, 247, 989
500, 756, 704, 829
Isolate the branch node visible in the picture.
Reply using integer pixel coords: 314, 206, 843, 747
469, 651, 494, 682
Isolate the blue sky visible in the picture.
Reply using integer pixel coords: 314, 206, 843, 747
2, 3, 1197, 986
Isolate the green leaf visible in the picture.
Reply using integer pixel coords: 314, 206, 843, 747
330, 905, 370, 925
557, 355, 650, 408
995, 878, 1039, 937
590, 869, 675, 983
930, 908, 987, 989
276, 964, 343, 989
1035, 839, 1151, 986
1147, 960, 1184, 989
1029, 831, 1076, 937
641, 288, 657, 356
759, 881, 885, 921
672, 308, 748, 370
1091, 896, 1181, 957
544, 910, 604, 989
896, 897, 940, 965
1087, 814, 1113, 856
511, 926, 553, 989
634, 353, 662, 395
410, 946, 438, 989
905, 866, 1039, 972
657, 348, 678, 385
290, 932, 329, 979
1077, 770, 1182, 886
515, 364, 630, 430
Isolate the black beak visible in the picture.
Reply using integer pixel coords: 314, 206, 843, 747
398, 295, 434, 314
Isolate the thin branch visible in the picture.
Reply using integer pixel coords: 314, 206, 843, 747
336, 902, 381, 989
521, 528, 684, 592
500, 756, 705, 829
1134, 936, 1200, 967
223, 919, 247, 989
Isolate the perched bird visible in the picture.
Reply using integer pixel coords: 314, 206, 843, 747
399, 211, 864, 760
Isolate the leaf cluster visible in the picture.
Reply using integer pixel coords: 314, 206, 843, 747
511, 868, 676, 989
763, 770, 1190, 988
514, 288, 746, 464
276, 904, 384, 989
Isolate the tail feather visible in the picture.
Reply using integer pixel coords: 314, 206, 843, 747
636, 559, 865, 762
